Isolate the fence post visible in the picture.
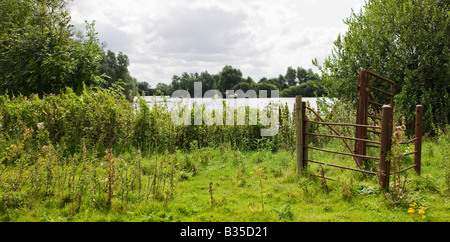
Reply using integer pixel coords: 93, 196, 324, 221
355, 70, 369, 167
302, 101, 309, 169
296, 96, 304, 175
414, 105, 423, 175
379, 105, 393, 191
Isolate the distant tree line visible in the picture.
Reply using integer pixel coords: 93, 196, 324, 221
139, 65, 327, 98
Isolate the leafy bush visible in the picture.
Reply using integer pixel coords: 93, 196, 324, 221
0, 86, 134, 161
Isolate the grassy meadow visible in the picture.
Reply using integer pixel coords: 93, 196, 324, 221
0, 87, 449, 222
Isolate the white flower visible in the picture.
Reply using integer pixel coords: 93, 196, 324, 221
37, 122, 44, 129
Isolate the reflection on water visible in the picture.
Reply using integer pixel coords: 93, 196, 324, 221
136, 96, 332, 111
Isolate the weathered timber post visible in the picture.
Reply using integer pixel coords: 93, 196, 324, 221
355, 70, 369, 167
302, 101, 309, 169
295, 96, 304, 175
379, 105, 393, 191
414, 105, 423, 175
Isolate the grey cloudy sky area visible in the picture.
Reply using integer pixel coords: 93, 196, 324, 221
69, 0, 366, 87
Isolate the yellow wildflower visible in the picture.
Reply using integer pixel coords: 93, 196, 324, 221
418, 210, 425, 215
408, 208, 415, 214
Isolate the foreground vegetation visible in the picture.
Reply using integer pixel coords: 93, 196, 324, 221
1, 136, 449, 222
1, 88, 449, 222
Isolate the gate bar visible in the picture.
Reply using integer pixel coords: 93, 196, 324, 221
367, 85, 394, 96
368, 99, 384, 107
392, 165, 417, 175
305, 132, 381, 144
305, 146, 380, 160
365, 70, 395, 85
305, 119, 381, 129
306, 159, 377, 175
311, 174, 337, 181
399, 137, 417, 145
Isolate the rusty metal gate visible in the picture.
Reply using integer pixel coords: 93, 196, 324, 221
295, 70, 423, 190
355, 70, 395, 167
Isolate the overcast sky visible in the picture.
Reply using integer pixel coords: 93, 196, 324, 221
69, 0, 366, 87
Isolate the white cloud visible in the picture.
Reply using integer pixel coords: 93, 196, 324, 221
69, 0, 365, 87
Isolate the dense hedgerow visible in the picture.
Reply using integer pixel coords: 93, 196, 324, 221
0, 87, 305, 165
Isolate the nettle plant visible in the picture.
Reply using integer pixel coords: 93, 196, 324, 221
383, 124, 414, 205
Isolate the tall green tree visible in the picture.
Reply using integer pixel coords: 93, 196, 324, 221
217, 65, 243, 93
258, 75, 287, 90
155, 83, 172, 96
285, 66, 297, 87
198, 71, 218, 94
296, 67, 309, 84
98, 50, 138, 100
316, 0, 449, 134
252, 82, 278, 97
179, 72, 196, 96
116, 52, 137, 100
0, 0, 103, 96
137, 81, 153, 96
99, 50, 118, 85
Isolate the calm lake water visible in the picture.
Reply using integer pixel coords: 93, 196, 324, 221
137, 96, 332, 111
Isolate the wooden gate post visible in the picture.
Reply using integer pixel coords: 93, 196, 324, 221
295, 96, 304, 175
302, 101, 309, 170
355, 70, 369, 167
414, 105, 423, 175
379, 105, 393, 190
